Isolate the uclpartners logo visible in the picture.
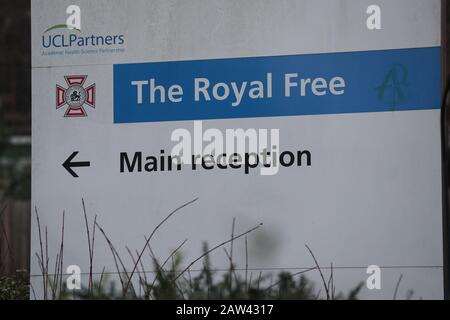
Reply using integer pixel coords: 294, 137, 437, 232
42, 4, 125, 50
42, 33, 125, 48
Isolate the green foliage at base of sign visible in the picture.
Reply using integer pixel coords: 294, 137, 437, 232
59, 243, 363, 301
0, 249, 364, 300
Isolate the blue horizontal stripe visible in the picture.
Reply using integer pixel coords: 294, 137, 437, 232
113, 47, 441, 123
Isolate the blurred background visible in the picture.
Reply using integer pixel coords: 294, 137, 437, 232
0, 0, 30, 276
0, 0, 450, 294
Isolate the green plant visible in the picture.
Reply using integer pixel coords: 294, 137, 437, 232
0, 271, 29, 300
67, 242, 362, 300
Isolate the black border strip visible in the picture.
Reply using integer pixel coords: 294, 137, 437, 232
441, 0, 450, 300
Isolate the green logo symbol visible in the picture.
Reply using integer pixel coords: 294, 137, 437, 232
44, 24, 81, 33
376, 64, 409, 108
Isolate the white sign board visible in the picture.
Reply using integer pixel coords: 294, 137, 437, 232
32, 0, 443, 299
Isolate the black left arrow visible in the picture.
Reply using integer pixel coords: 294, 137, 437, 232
63, 151, 90, 178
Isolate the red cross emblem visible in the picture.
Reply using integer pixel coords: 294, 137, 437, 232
56, 75, 96, 117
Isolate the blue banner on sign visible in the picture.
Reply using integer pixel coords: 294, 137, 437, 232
113, 47, 440, 123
